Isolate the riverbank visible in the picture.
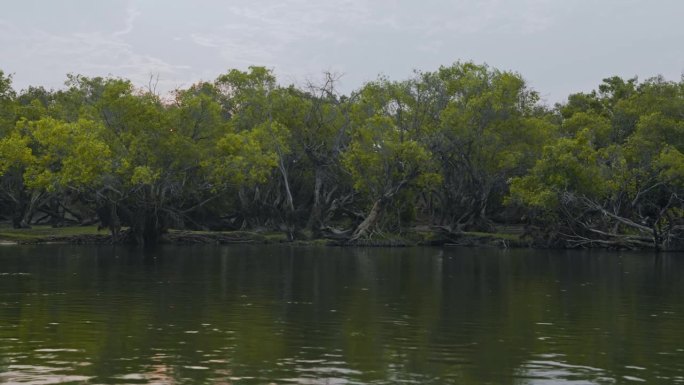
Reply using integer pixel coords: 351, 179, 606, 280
0, 225, 527, 248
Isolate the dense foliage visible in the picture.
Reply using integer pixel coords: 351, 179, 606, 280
0, 64, 682, 248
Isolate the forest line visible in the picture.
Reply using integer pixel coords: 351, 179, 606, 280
0, 62, 682, 249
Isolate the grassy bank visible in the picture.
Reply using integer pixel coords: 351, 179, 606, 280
0, 224, 526, 248
0, 225, 105, 243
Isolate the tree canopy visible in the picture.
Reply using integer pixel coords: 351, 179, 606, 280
0, 64, 682, 249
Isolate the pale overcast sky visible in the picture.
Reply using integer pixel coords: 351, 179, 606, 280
1, 0, 683, 104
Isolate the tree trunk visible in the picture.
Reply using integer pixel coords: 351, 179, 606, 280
306, 168, 324, 231
277, 159, 296, 240
349, 198, 385, 242
348, 178, 413, 242
13, 191, 42, 229
128, 208, 163, 246
278, 160, 295, 213
109, 202, 121, 243
238, 187, 252, 230
12, 193, 30, 228
97, 200, 121, 243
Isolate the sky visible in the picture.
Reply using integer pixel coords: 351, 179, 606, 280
1, 0, 683, 105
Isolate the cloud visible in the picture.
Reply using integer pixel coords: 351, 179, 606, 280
0, 3, 189, 93
2, 0, 557, 94
190, 33, 220, 48
396, 0, 555, 37
1, 0, 682, 103
113, 2, 142, 38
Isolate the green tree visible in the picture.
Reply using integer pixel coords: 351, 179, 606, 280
511, 76, 684, 250
342, 79, 441, 241
432, 62, 554, 231
0, 117, 111, 228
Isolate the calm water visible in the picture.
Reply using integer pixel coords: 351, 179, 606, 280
0, 245, 683, 384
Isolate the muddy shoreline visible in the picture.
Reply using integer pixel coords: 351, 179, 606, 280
0, 227, 527, 248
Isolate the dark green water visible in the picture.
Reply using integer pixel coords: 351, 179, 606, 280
0, 245, 683, 384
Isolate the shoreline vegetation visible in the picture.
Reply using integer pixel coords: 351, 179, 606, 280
1, 62, 683, 251
0, 224, 526, 248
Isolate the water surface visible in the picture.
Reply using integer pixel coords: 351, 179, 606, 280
0, 245, 683, 384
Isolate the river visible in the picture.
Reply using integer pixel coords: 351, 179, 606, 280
0, 245, 683, 384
